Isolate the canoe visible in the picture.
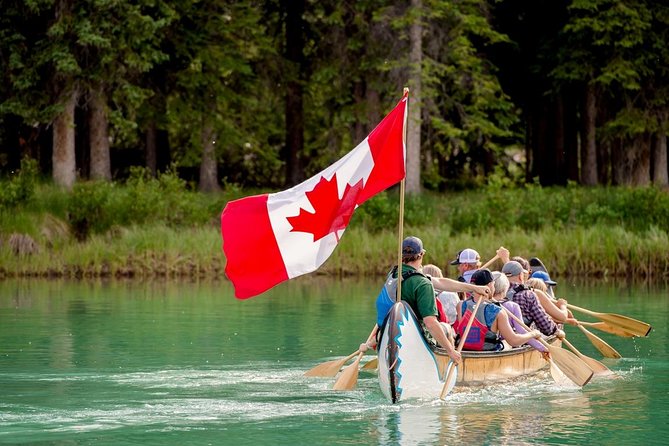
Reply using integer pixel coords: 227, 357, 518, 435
378, 301, 560, 403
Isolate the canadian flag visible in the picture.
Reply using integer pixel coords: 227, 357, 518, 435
221, 93, 408, 298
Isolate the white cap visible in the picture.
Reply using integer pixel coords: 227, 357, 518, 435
450, 248, 480, 265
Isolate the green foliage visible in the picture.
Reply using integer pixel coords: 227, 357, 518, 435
65, 167, 213, 241
350, 185, 669, 236
0, 158, 39, 209
66, 181, 115, 241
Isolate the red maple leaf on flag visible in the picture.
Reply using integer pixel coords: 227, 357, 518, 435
287, 174, 364, 242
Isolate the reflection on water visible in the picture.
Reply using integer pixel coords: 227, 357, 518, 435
0, 278, 667, 445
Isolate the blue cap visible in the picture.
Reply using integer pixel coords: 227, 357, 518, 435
402, 236, 425, 256
531, 270, 557, 286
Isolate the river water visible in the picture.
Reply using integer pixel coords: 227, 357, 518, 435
0, 277, 667, 445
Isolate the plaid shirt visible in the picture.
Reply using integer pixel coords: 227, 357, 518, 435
506, 283, 558, 336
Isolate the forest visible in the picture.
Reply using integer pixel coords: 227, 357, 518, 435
1, 0, 668, 194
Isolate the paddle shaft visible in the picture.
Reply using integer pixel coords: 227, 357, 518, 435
481, 254, 500, 270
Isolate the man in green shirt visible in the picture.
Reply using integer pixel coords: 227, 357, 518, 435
400, 236, 491, 364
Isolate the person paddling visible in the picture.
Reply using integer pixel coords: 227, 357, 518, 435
455, 268, 542, 351
371, 236, 491, 363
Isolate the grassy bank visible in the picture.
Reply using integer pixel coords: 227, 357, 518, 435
1, 168, 669, 280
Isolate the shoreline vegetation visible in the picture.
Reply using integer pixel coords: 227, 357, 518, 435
1, 170, 669, 282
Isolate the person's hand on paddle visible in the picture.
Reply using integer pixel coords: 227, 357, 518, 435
446, 347, 462, 364
555, 329, 566, 340
556, 298, 568, 309
359, 339, 377, 353
496, 246, 510, 264
565, 317, 579, 326
472, 285, 491, 297
528, 329, 542, 339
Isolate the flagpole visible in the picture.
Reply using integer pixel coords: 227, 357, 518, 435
396, 87, 409, 303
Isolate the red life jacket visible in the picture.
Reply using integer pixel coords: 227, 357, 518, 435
453, 300, 490, 351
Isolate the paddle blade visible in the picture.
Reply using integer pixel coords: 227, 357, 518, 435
548, 358, 580, 388
582, 321, 636, 338
361, 357, 378, 370
569, 305, 652, 337
304, 351, 357, 377
577, 325, 622, 359
547, 345, 594, 387
439, 362, 458, 399
562, 338, 613, 376
332, 352, 364, 391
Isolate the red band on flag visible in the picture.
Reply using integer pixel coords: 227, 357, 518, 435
220, 194, 288, 299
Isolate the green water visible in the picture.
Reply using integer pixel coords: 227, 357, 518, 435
0, 278, 667, 445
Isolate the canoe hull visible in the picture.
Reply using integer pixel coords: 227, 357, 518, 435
378, 301, 557, 402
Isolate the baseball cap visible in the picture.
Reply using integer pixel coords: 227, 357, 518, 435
502, 261, 528, 277
402, 236, 426, 256
449, 248, 480, 265
471, 268, 494, 286
531, 270, 557, 286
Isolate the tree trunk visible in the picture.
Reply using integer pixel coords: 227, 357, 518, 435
406, 0, 422, 195
199, 124, 220, 192
283, 0, 305, 187
530, 103, 549, 183
365, 88, 380, 135
89, 88, 111, 181
563, 91, 579, 183
52, 89, 78, 190
581, 84, 598, 186
611, 138, 625, 185
629, 134, 651, 186
146, 121, 157, 177
652, 133, 668, 187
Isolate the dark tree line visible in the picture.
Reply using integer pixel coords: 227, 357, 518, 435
0, 0, 667, 192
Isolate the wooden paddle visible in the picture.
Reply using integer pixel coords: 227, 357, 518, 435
567, 304, 652, 337
439, 293, 485, 399
561, 337, 613, 376
304, 350, 359, 377
304, 326, 377, 377
361, 357, 378, 370
332, 351, 365, 390
330, 328, 378, 390
541, 293, 625, 356
576, 324, 622, 359
481, 254, 500, 270
502, 308, 593, 387
579, 321, 636, 338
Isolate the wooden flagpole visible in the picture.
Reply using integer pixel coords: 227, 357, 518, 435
396, 88, 409, 302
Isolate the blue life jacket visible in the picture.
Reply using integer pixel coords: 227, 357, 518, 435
375, 267, 426, 326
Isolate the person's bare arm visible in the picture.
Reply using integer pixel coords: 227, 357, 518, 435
535, 289, 569, 322
423, 315, 461, 363
493, 310, 542, 347
431, 276, 490, 296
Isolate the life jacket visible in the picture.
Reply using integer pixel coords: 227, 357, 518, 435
454, 299, 503, 351
375, 266, 429, 327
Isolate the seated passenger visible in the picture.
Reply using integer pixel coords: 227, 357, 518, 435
492, 271, 546, 352
455, 269, 541, 351
422, 264, 459, 325
502, 261, 565, 338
